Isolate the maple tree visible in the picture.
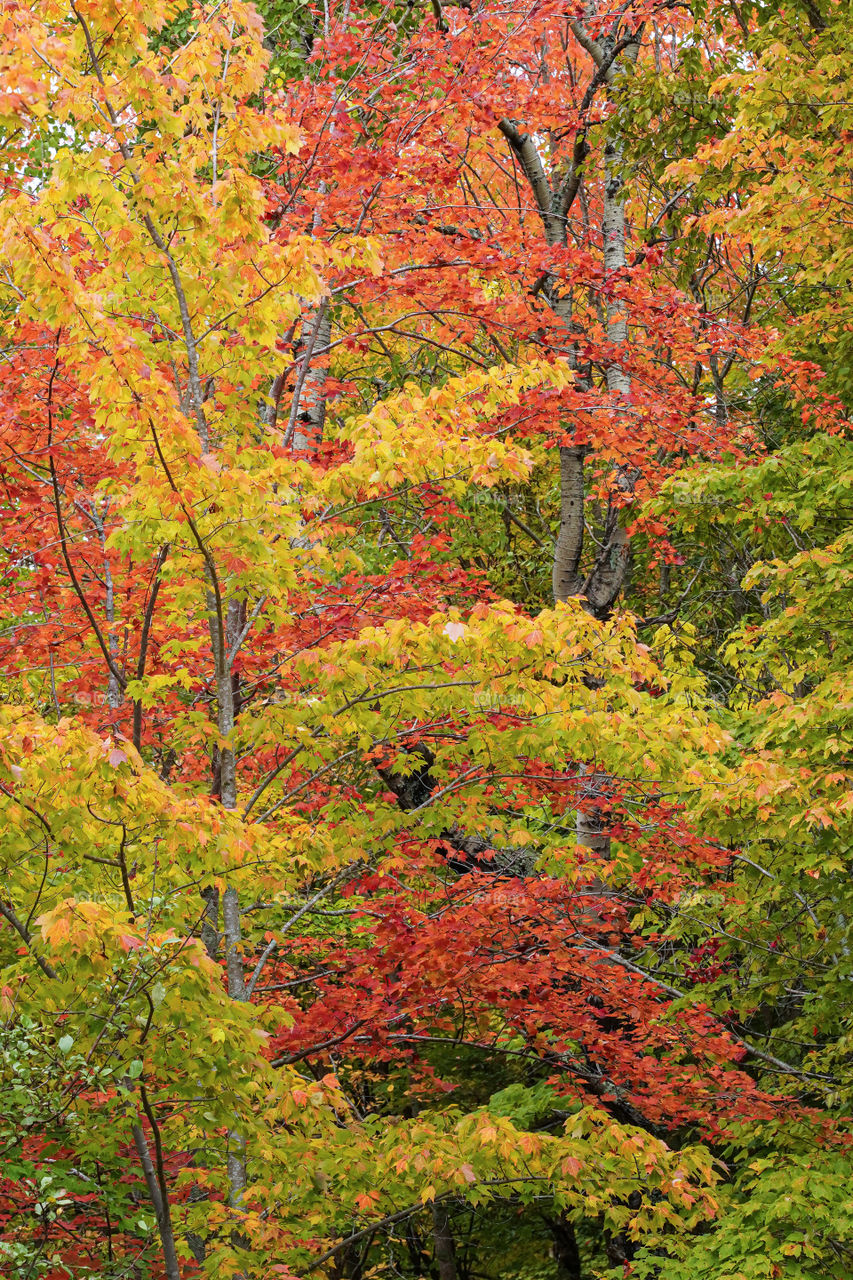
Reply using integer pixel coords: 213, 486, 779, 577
1, 1, 852, 1279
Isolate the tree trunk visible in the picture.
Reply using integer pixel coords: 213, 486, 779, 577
575, 764, 611, 859
544, 1212, 582, 1280
199, 886, 219, 959
288, 301, 331, 451
553, 446, 587, 603
501, 16, 639, 620
286, 180, 331, 452
432, 1202, 458, 1280
131, 1123, 183, 1280
211, 592, 248, 1223
603, 139, 629, 397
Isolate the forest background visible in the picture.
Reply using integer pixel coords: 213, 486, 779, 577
1, 1, 852, 1278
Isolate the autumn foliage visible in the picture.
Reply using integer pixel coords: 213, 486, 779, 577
1, 2, 852, 1279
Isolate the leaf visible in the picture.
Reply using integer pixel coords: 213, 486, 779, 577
443, 622, 467, 643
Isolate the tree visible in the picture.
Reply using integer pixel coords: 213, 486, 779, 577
1, 2, 851, 1279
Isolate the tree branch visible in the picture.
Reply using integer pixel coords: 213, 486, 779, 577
0, 899, 59, 982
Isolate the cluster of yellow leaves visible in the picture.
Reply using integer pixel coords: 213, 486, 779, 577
244, 1104, 718, 1271
319, 360, 575, 499
672, 8, 853, 351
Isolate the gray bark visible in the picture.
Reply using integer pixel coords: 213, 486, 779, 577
575, 764, 611, 859
431, 1202, 458, 1280
209, 589, 247, 1219
131, 1123, 183, 1280
499, 122, 592, 610
500, 17, 640, 620
207, 594, 240, 810
222, 885, 249, 1241
552, 446, 586, 602
583, 523, 629, 619
199, 886, 220, 959
603, 139, 630, 398
222, 886, 247, 1004
285, 300, 331, 451
285, 181, 331, 452
83, 498, 124, 710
